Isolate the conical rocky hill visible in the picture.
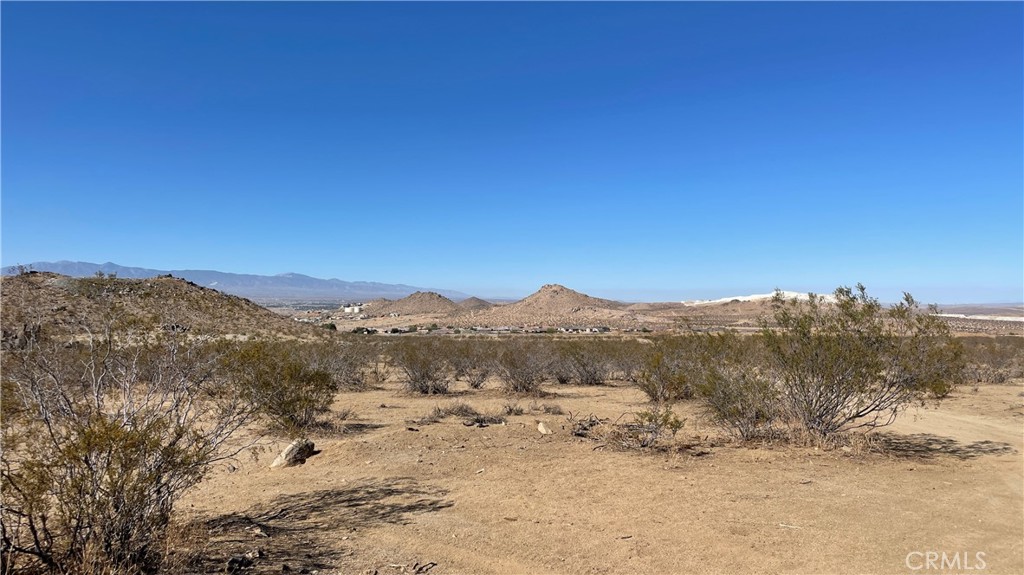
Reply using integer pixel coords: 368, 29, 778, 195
512, 284, 623, 313
361, 291, 459, 317
456, 284, 655, 328
456, 296, 495, 311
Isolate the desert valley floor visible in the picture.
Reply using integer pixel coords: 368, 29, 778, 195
183, 377, 1023, 575
2, 273, 1020, 574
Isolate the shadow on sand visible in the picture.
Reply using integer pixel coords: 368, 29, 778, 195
192, 477, 453, 573
871, 432, 1016, 460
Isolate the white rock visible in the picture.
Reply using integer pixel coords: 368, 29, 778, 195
270, 438, 315, 468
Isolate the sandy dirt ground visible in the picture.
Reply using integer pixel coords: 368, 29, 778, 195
182, 378, 1023, 575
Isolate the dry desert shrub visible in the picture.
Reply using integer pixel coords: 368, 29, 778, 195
322, 337, 374, 390
960, 336, 1024, 384
153, 518, 211, 575
445, 338, 495, 389
416, 401, 505, 426
607, 338, 649, 383
553, 339, 614, 386
417, 401, 479, 424
1, 315, 259, 575
390, 338, 451, 394
568, 408, 684, 450
546, 345, 574, 385
503, 401, 563, 416
495, 339, 549, 394
502, 401, 525, 416
362, 340, 394, 387
530, 401, 564, 415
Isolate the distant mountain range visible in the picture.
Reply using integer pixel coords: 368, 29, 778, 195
1, 261, 470, 303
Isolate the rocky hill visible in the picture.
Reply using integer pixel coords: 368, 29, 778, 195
515, 284, 623, 312
2, 261, 470, 303
360, 291, 460, 317
455, 284, 665, 329
0, 272, 326, 342
456, 296, 495, 311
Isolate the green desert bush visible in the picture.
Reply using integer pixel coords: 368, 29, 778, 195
694, 333, 779, 440
632, 404, 686, 448
224, 340, 340, 437
621, 338, 693, 448
759, 285, 965, 437
636, 347, 692, 403
690, 287, 966, 441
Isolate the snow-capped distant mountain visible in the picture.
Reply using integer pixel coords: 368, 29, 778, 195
682, 291, 838, 306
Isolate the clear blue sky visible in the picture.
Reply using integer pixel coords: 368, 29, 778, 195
2, 2, 1021, 302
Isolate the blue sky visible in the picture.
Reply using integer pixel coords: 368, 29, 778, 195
2, 2, 1021, 302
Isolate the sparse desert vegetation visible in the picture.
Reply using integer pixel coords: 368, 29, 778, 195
6, 0, 1022, 570
1, 275, 1021, 574
5, 1, 1020, 572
